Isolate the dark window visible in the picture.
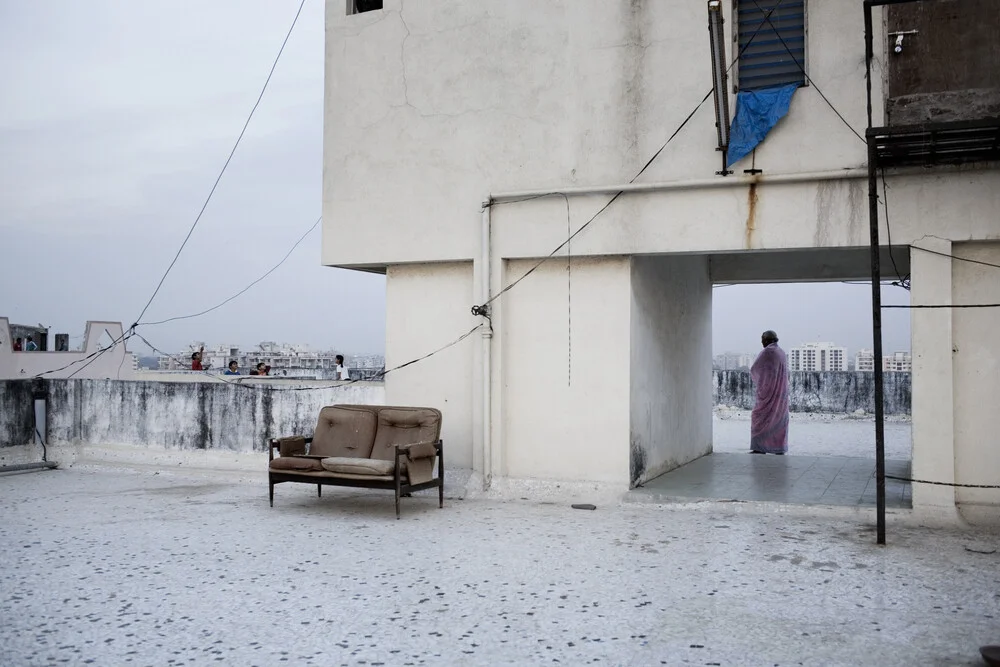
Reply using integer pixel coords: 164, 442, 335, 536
350, 0, 382, 14
736, 0, 807, 91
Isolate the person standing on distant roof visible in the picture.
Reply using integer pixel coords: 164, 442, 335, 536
13, 337, 23, 352
224, 360, 240, 375
191, 346, 205, 371
25, 336, 38, 352
749, 330, 789, 455
335, 355, 350, 381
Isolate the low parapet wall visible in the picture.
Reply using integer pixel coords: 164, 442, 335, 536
0, 379, 386, 460
713, 370, 911, 415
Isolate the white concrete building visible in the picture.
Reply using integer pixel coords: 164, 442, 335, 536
856, 349, 912, 373
789, 343, 848, 372
322, 0, 1000, 518
1, 318, 136, 380
884, 351, 912, 373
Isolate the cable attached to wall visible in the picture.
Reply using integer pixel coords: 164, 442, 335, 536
133, 0, 307, 327
880, 472, 1000, 489
473, 0, 790, 316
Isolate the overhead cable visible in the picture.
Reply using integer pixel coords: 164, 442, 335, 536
133, 0, 307, 326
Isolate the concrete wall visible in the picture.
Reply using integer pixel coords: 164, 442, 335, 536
0, 380, 36, 450
951, 242, 1000, 509
629, 255, 712, 486
323, 0, 883, 269
502, 257, 631, 484
0, 319, 136, 381
714, 371, 912, 416
384, 262, 477, 470
0, 379, 384, 462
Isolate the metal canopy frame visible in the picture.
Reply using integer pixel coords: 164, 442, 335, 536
863, 0, 1000, 544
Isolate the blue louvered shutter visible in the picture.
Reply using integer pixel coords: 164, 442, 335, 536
737, 0, 807, 91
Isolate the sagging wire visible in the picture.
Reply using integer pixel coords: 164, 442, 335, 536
132, 324, 481, 393
472, 0, 790, 315
139, 215, 322, 327
133, 0, 307, 326
748, 0, 867, 145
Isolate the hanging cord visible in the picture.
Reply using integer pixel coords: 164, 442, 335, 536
133, 0, 307, 326
562, 193, 572, 387
879, 472, 1000, 489
748, 0, 866, 145
474, 0, 788, 314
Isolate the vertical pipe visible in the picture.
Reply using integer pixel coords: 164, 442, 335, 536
864, 1, 875, 129
864, 0, 887, 545
481, 200, 493, 490
868, 141, 887, 546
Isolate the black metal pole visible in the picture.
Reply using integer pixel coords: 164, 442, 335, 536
868, 143, 887, 546
864, 1, 887, 545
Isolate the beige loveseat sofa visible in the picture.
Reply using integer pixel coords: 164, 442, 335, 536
268, 404, 443, 518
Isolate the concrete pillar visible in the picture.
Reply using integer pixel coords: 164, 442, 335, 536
385, 263, 478, 472
500, 257, 632, 485
628, 255, 713, 486
950, 241, 1000, 523
909, 237, 957, 512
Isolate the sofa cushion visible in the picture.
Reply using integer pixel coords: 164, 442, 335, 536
270, 456, 324, 472
311, 406, 378, 458
321, 457, 396, 476
370, 407, 442, 462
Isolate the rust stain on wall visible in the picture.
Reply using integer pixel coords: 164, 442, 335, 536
745, 181, 759, 249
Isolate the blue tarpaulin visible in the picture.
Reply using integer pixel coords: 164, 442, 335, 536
726, 84, 798, 168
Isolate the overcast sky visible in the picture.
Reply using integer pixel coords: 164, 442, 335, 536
0, 1, 909, 359
0, 0, 385, 356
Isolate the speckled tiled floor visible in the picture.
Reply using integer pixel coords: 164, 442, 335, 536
635, 454, 912, 508
1, 468, 998, 666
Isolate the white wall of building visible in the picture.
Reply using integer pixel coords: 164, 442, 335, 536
322, 0, 1000, 513
0, 319, 136, 381
629, 255, 713, 486
951, 242, 1000, 514
502, 257, 631, 484
384, 262, 477, 471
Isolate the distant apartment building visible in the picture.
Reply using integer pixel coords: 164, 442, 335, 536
156, 341, 384, 380
857, 349, 912, 373
714, 351, 758, 371
788, 343, 847, 372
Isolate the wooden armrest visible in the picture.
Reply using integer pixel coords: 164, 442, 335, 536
395, 440, 442, 459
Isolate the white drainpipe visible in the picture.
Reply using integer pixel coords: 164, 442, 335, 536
479, 166, 868, 488
491, 168, 868, 201
480, 199, 493, 489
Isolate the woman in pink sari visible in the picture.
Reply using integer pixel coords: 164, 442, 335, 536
750, 330, 789, 454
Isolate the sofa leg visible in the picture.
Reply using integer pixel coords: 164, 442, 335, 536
439, 480, 444, 509
317, 484, 322, 498
269, 482, 274, 507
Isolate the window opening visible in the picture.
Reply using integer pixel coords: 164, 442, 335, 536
735, 0, 807, 91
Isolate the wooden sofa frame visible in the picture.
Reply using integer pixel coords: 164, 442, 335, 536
268, 438, 444, 519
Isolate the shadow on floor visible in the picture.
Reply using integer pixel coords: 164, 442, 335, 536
632, 453, 911, 508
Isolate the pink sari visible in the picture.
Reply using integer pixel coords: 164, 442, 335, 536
750, 343, 789, 454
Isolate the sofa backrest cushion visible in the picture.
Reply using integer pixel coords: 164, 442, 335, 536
370, 407, 442, 462
311, 406, 377, 458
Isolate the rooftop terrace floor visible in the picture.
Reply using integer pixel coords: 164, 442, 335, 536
1, 467, 997, 666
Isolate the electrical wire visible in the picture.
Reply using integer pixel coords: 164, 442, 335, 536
882, 473, 1000, 489
479, 0, 788, 309
910, 245, 1000, 271
883, 304, 1000, 309
133, 0, 307, 327
140, 215, 322, 327
748, 0, 867, 145
133, 324, 481, 393
879, 169, 910, 289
